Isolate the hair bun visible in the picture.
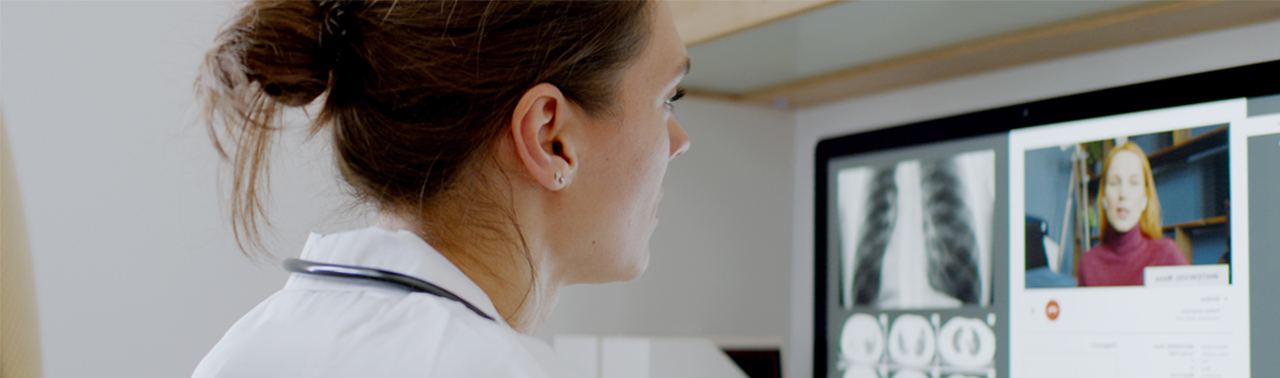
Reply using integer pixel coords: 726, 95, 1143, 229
259, 78, 327, 107
215, 0, 359, 107
317, 0, 359, 69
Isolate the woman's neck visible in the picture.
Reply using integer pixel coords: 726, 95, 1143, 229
1105, 225, 1147, 255
377, 210, 560, 335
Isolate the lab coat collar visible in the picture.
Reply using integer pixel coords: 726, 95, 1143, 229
294, 226, 505, 325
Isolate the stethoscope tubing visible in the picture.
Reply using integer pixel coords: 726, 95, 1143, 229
283, 258, 496, 322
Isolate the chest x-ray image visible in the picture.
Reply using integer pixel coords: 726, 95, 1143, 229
837, 150, 995, 309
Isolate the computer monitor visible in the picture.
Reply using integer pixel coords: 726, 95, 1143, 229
815, 59, 1280, 378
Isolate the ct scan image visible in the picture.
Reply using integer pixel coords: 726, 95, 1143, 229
839, 312, 997, 378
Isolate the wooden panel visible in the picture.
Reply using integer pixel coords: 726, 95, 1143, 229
1172, 129, 1193, 146
670, 0, 839, 47
0, 105, 44, 378
691, 1, 1280, 108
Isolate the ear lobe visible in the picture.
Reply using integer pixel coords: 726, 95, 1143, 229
511, 83, 576, 190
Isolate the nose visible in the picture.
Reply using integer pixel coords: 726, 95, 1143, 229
1121, 181, 1141, 200
669, 117, 690, 158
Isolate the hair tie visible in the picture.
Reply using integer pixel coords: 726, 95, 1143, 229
317, 0, 358, 70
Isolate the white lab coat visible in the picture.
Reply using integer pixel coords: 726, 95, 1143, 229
193, 226, 583, 378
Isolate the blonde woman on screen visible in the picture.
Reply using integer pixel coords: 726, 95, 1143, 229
192, 1, 690, 376
1078, 142, 1187, 287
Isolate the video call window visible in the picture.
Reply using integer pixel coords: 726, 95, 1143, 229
1024, 125, 1231, 289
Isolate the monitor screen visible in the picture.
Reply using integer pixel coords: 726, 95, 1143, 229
814, 59, 1280, 378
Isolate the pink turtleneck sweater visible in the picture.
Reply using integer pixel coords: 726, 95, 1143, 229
1078, 227, 1188, 287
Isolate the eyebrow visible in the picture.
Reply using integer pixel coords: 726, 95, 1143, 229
678, 57, 691, 77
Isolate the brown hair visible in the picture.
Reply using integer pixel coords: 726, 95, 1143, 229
199, 0, 651, 255
1097, 141, 1163, 240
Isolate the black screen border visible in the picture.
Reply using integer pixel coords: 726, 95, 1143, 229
813, 58, 1280, 378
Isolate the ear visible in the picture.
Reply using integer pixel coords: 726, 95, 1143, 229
510, 83, 578, 190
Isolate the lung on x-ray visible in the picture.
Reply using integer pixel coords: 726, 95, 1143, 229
837, 150, 995, 309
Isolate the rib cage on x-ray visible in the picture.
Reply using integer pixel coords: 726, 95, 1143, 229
920, 159, 981, 304
853, 167, 897, 305
838, 150, 994, 309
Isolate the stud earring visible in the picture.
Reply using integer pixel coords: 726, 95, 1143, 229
555, 171, 565, 185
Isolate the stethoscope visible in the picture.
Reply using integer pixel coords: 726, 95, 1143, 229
283, 258, 496, 322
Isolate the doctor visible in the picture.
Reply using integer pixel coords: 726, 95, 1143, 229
192, 0, 690, 376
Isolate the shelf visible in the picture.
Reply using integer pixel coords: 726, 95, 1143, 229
1146, 125, 1228, 168
1167, 215, 1229, 264
1086, 215, 1227, 243
684, 2, 1280, 108
1163, 215, 1228, 232
1084, 125, 1227, 185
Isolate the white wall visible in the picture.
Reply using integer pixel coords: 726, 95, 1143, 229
788, 19, 1280, 378
2, 2, 372, 378
1, 2, 797, 378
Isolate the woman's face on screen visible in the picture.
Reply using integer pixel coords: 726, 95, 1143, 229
1103, 150, 1148, 233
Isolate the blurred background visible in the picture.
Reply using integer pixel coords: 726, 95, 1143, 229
4, 1, 1280, 377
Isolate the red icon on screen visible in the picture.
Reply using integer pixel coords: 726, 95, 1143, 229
1046, 300, 1060, 321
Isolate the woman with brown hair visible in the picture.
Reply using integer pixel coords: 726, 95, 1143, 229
1078, 142, 1187, 287
192, 0, 690, 376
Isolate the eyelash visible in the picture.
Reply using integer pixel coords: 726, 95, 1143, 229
665, 88, 686, 111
